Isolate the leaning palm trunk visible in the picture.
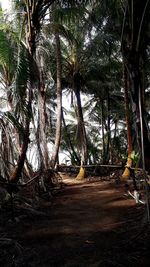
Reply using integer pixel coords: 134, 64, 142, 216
50, 32, 62, 169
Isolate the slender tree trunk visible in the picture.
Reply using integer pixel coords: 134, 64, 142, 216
112, 119, 118, 164
105, 89, 111, 164
75, 90, 88, 166
122, 64, 133, 180
73, 72, 88, 180
50, 32, 62, 169
75, 89, 88, 166
37, 55, 49, 169
101, 99, 105, 163
124, 65, 133, 157
73, 72, 88, 166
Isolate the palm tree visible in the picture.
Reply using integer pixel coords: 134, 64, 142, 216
5, 0, 56, 182
84, 27, 123, 163
41, 4, 90, 173
0, 14, 23, 179
59, 11, 96, 176
1, 0, 150, 183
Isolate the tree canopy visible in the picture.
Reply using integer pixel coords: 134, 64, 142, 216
0, 0, 150, 181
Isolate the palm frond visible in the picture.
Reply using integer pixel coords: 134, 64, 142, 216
5, 111, 24, 137
14, 42, 39, 114
0, 29, 16, 80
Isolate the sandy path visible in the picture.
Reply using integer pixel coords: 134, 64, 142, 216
2, 177, 149, 267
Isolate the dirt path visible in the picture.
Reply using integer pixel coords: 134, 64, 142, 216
1, 176, 150, 266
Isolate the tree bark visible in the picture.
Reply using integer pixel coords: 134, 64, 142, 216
101, 99, 105, 164
37, 54, 49, 169
73, 72, 88, 166
50, 32, 62, 169
122, 64, 133, 180
105, 89, 111, 164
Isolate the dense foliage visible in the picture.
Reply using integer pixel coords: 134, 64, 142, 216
0, 0, 150, 182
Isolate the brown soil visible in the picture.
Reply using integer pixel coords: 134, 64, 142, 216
0, 175, 150, 267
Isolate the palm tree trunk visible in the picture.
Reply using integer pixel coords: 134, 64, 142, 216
112, 119, 118, 164
50, 32, 62, 169
101, 99, 105, 163
122, 64, 133, 181
37, 55, 49, 169
73, 72, 88, 166
105, 89, 111, 164
75, 89, 88, 165
73, 72, 88, 179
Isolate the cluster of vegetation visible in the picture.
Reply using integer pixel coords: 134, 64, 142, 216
0, 0, 150, 184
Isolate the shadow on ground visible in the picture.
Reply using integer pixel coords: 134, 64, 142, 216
0, 176, 149, 267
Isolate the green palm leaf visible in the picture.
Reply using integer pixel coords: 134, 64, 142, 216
0, 29, 16, 81
14, 42, 39, 115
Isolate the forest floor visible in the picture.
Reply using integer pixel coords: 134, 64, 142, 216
0, 173, 150, 266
